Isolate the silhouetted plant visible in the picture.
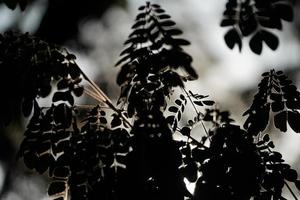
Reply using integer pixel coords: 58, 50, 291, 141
221, 0, 295, 54
0, 0, 28, 10
0, 1, 300, 200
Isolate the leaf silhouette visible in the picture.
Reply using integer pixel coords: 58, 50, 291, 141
274, 111, 287, 132
288, 111, 300, 133
221, 0, 294, 53
224, 28, 242, 51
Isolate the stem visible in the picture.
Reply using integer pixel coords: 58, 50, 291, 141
284, 181, 298, 200
84, 89, 133, 128
62, 51, 133, 129
265, 148, 298, 200
181, 87, 210, 139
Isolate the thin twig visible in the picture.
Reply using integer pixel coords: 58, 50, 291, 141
181, 87, 210, 139
284, 181, 298, 200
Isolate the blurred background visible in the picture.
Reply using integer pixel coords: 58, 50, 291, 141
0, 0, 300, 199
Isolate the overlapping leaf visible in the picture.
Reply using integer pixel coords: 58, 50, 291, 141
244, 70, 300, 135
0, 31, 83, 126
115, 2, 198, 117
221, 0, 294, 54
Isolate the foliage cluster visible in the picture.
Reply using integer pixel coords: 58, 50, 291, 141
0, 1, 300, 200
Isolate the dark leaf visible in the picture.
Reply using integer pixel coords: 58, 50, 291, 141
271, 101, 284, 112
180, 94, 185, 100
48, 181, 66, 196
220, 18, 236, 27
283, 169, 298, 182
166, 115, 175, 125
224, 28, 242, 51
154, 8, 165, 13
138, 5, 145, 10
273, 2, 294, 21
57, 79, 69, 90
263, 134, 270, 142
53, 91, 74, 105
295, 180, 300, 190
274, 111, 287, 132
202, 100, 215, 106
184, 162, 198, 182
23, 153, 37, 170
99, 117, 107, 124
36, 153, 52, 174
166, 29, 183, 36
261, 30, 279, 50
66, 53, 76, 60
111, 115, 122, 128
267, 141, 275, 148
132, 20, 146, 29
180, 126, 191, 136
175, 99, 182, 106
193, 101, 203, 106
53, 104, 72, 128
169, 106, 178, 113
69, 63, 81, 79
73, 86, 84, 97
158, 14, 171, 19
270, 93, 282, 101
288, 111, 300, 133
250, 32, 263, 54
168, 38, 190, 46
53, 166, 70, 178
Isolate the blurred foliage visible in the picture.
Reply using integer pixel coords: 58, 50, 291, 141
221, 0, 295, 54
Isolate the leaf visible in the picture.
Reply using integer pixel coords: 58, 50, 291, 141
180, 126, 191, 136
267, 141, 275, 148
53, 91, 74, 105
99, 117, 107, 124
57, 79, 69, 90
220, 18, 236, 27
158, 14, 171, 19
271, 101, 284, 112
53, 166, 70, 178
283, 169, 298, 182
138, 5, 145, 10
166, 28, 183, 36
249, 32, 263, 54
193, 101, 203, 106
169, 106, 178, 113
69, 63, 81, 79
184, 162, 198, 182
53, 104, 72, 128
274, 111, 287, 132
23, 153, 37, 170
273, 2, 294, 21
202, 100, 215, 106
175, 99, 182, 106
73, 86, 84, 97
239, 12, 257, 36
36, 153, 52, 174
263, 134, 270, 142
48, 181, 66, 196
288, 111, 300, 133
224, 28, 242, 51
261, 30, 279, 51
166, 115, 175, 126
295, 180, 300, 190
154, 8, 165, 13
168, 38, 190, 46
111, 115, 122, 128
270, 93, 282, 101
